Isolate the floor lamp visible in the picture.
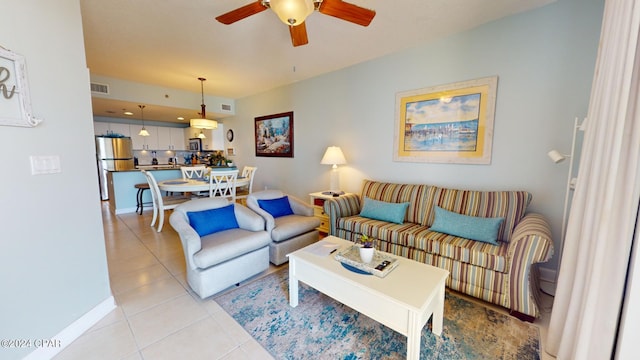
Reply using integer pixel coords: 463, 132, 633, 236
320, 146, 347, 195
545, 116, 587, 296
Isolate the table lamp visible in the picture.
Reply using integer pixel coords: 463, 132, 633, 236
320, 146, 347, 194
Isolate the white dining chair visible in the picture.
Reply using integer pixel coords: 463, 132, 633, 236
235, 166, 257, 204
181, 165, 207, 179
142, 170, 189, 232
208, 169, 239, 202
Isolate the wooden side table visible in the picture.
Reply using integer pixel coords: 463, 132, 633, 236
308, 192, 353, 234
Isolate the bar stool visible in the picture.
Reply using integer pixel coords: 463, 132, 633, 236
134, 183, 151, 215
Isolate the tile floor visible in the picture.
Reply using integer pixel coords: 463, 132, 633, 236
54, 202, 556, 360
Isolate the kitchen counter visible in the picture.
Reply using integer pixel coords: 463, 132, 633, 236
108, 165, 182, 172
106, 169, 181, 214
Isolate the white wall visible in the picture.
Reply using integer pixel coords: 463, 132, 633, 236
0, 1, 111, 359
227, 0, 604, 274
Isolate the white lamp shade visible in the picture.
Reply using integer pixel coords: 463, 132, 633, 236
270, 0, 314, 26
138, 127, 150, 137
320, 146, 347, 166
190, 118, 218, 129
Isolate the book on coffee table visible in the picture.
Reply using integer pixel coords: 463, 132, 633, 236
334, 246, 399, 278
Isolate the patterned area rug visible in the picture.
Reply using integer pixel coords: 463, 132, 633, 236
213, 269, 540, 359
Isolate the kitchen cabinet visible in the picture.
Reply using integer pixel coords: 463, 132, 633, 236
204, 124, 225, 150
157, 127, 186, 150
130, 125, 159, 150
109, 123, 131, 137
94, 121, 187, 150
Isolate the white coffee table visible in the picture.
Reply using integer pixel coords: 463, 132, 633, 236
287, 236, 449, 360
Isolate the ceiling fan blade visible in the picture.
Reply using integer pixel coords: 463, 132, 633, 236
319, 0, 376, 27
289, 23, 309, 47
215, 1, 267, 25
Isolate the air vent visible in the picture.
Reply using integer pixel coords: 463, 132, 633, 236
221, 104, 232, 111
90, 82, 110, 95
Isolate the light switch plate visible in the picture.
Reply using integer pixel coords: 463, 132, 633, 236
30, 155, 61, 175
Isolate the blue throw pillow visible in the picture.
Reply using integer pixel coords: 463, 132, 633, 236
359, 197, 409, 224
430, 206, 504, 245
187, 204, 239, 237
258, 196, 294, 218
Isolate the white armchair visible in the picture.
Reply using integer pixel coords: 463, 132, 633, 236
169, 197, 271, 298
247, 190, 320, 265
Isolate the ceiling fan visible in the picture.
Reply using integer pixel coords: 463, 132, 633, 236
215, 0, 376, 47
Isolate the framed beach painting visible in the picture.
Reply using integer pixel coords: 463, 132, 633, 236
393, 76, 498, 164
254, 111, 294, 158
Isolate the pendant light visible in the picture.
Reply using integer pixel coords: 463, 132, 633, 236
138, 105, 150, 137
197, 130, 206, 139
190, 77, 218, 130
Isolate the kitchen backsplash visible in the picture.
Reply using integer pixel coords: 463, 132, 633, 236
134, 150, 186, 166
134, 149, 226, 166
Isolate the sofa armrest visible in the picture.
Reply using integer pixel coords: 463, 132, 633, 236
234, 204, 266, 232
323, 194, 361, 235
508, 213, 554, 264
506, 213, 555, 317
289, 195, 314, 217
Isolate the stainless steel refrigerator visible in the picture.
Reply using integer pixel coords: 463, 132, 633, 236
96, 136, 135, 200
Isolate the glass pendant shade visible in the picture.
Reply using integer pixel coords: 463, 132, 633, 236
270, 0, 314, 26
190, 118, 218, 129
138, 104, 150, 136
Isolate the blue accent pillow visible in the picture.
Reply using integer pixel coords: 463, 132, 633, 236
187, 204, 239, 237
359, 197, 409, 224
430, 206, 504, 245
258, 196, 294, 218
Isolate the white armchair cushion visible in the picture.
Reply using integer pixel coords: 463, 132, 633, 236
194, 229, 272, 269
271, 215, 321, 242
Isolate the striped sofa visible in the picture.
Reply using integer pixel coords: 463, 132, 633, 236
324, 180, 554, 321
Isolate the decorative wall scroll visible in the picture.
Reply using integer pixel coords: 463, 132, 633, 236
0, 46, 41, 127
394, 76, 497, 164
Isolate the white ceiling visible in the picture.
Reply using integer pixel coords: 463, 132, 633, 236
80, 0, 554, 123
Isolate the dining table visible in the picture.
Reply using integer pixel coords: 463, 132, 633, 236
158, 176, 249, 194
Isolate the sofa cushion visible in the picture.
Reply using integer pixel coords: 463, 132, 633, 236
187, 205, 239, 237
430, 206, 504, 245
258, 196, 294, 218
193, 228, 271, 269
337, 216, 507, 272
271, 214, 320, 242
426, 188, 531, 242
361, 180, 435, 225
359, 197, 409, 224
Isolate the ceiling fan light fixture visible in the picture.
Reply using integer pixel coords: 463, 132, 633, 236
190, 77, 218, 130
269, 0, 314, 26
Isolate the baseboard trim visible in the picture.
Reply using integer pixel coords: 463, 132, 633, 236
538, 267, 556, 284
24, 296, 116, 360
115, 207, 137, 215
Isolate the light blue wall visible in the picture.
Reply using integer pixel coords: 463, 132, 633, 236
227, 0, 604, 273
0, 1, 111, 359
